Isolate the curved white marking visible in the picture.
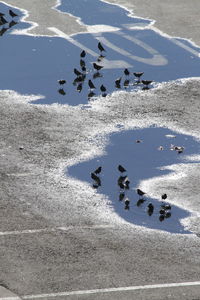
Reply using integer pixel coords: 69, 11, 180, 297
94, 32, 167, 66
48, 27, 132, 68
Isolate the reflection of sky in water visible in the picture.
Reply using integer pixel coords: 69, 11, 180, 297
68, 127, 200, 234
0, 2, 200, 105
1, 1, 200, 232
57, 0, 150, 27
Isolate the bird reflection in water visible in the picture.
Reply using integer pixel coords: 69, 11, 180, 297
58, 88, 66, 95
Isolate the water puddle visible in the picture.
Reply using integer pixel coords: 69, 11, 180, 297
1, 1, 200, 232
67, 127, 200, 233
0, 1, 200, 105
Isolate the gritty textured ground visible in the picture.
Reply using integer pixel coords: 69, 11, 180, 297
1, 80, 200, 298
0, 0, 200, 299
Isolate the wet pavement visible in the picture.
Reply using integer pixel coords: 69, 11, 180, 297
0, 0, 200, 106
68, 127, 200, 233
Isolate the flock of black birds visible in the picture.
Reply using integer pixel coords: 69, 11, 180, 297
91, 164, 172, 223
0, 9, 18, 36
58, 41, 153, 98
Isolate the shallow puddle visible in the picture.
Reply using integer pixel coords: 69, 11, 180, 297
67, 127, 200, 233
1, 1, 200, 232
0, 1, 200, 105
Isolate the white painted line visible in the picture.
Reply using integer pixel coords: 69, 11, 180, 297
48, 27, 98, 57
0, 225, 114, 236
0, 297, 20, 300
47, 27, 132, 68
115, 31, 168, 65
171, 38, 200, 57
20, 281, 200, 299
0, 228, 56, 236
95, 33, 167, 66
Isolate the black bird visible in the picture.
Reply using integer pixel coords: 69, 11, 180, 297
147, 203, 154, 216
58, 79, 66, 85
124, 179, 130, 190
91, 172, 101, 186
119, 192, 125, 201
0, 27, 8, 36
115, 77, 121, 88
75, 74, 86, 83
161, 193, 167, 200
93, 72, 102, 79
80, 50, 86, 57
123, 79, 129, 87
133, 72, 144, 81
159, 215, 165, 222
137, 189, 146, 197
97, 54, 105, 62
124, 198, 130, 210
117, 175, 127, 188
9, 20, 17, 28
98, 42, 106, 53
80, 59, 85, 68
88, 91, 96, 99
74, 68, 83, 77
9, 9, 18, 17
100, 84, 106, 92
161, 204, 171, 210
88, 79, 96, 89
124, 68, 130, 76
58, 88, 66, 95
81, 66, 86, 72
165, 211, 171, 218
142, 80, 153, 89
76, 83, 82, 93
118, 165, 126, 173
93, 62, 103, 71
94, 166, 102, 174
137, 198, 146, 207
0, 16, 8, 25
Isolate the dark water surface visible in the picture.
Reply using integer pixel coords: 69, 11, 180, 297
68, 127, 200, 233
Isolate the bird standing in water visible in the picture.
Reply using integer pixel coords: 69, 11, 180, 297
9, 9, 18, 17
100, 84, 106, 93
98, 42, 106, 53
142, 80, 153, 89
58, 79, 66, 86
0, 16, 8, 25
93, 62, 103, 71
115, 77, 121, 88
118, 165, 126, 173
94, 166, 102, 174
88, 79, 96, 90
80, 50, 86, 57
124, 68, 130, 76
133, 72, 144, 83
137, 188, 146, 197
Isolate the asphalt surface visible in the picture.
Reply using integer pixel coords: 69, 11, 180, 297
0, 1, 200, 299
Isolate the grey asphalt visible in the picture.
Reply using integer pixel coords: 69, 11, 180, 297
0, 1, 200, 299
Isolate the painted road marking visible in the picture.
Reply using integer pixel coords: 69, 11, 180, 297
48, 27, 132, 68
8, 281, 199, 299
115, 30, 168, 65
0, 225, 114, 236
